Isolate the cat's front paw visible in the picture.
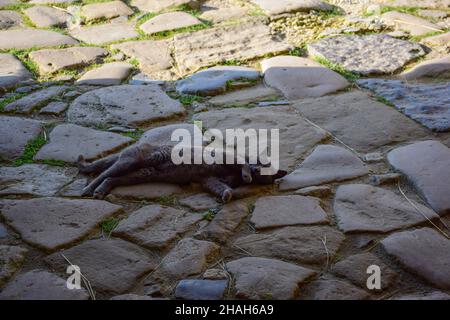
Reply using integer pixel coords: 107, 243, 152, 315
221, 189, 233, 203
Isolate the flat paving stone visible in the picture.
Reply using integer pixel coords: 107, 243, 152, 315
295, 185, 332, 198
307, 34, 426, 75
423, 31, 450, 46
387, 140, 450, 215
81, 1, 133, 21
200, 3, 249, 24
111, 182, 184, 200
332, 253, 397, 291
0, 116, 41, 159
139, 123, 196, 147
69, 22, 138, 45
0, 10, 23, 29
234, 225, 345, 266
176, 66, 260, 96
140, 11, 201, 35
0, 54, 32, 91
261, 56, 349, 100
174, 20, 292, 75
76, 62, 133, 86
400, 56, 450, 80
3, 85, 69, 114
68, 84, 185, 127
226, 257, 316, 299
334, 184, 437, 233
394, 291, 450, 300
29, 47, 107, 74
0, 270, 89, 300
30, 0, 76, 3
0, 28, 77, 50
175, 279, 228, 300
110, 294, 158, 300
45, 238, 157, 294
113, 205, 203, 250
302, 278, 370, 300
38, 101, 68, 115
24, 5, 71, 28
279, 145, 368, 191
179, 193, 218, 211
249, 0, 333, 16
0, 164, 76, 197
34, 123, 132, 163
381, 227, 450, 290
250, 195, 328, 229
131, 0, 201, 12
0, 197, 122, 251
111, 40, 174, 80
358, 79, 450, 132
208, 85, 280, 107
0, 245, 27, 287
0, 0, 18, 8
382, 11, 443, 36
194, 105, 328, 171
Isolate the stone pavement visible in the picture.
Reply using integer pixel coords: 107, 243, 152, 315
0, 0, 449, 300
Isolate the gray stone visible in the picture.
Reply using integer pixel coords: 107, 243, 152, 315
0, 28, 77, 50
388, 140, 450, 216
208, 85, 280, 107
0, 54, 32, 91
113, 205, 203, 250
45, 238, 157, 294
394, 291, 450, 300
38, 101, 68, 115
364, 152, 384, 163
400, 56, 450, 80
369, 173, 401, 186
68, 84, 185, 127
382, 11, 443, 36
226, 257, 316, 299
24, 5, 71, 28
0, 197, 122, 251
194, 106, 328, 171
0, 223, 7, 238
131, 0, 201, 12
69, 22, 138, 45
76, 62, 133, 86
139, 123, 196, 147
140, 11, 201, 35
417, 9, 449, 20
179, 193, 218, 211
307, 34, 426, 75
0, 10, 23, 29
175, 279, 228, 300
302, 279, 370, 300
58, 177, 87, 197
203, 268, 228, 280
176, 66, 260, 96
3, 85, 69, 114
30, 0, 76, 3
334, 184, 437, 233
34, 123, 132, 163
111, 182, 184, 200
261, 55, 349, 100
128, 72, 165, 85
381, 227, 450, 290
110, 294, 157, 300
0, 245, 27, 287
173, 20, 292, 75
249, 0, 333, 16
234, 226, 345, 266
0, 164, 76, 197
279, 145, 368, 191
332, 253, 397, 290
293, 91, 429, 152
423, 31, 450, 46
295, 186, 332, 198
81, 1, 133, 21
250, 195, 328, 229
200, 4, 249, 24
30, 47, 107, 74
358, 79, 450, 131
0, 0, 18, 8
0, 116, 41, 159
0, 270, 89, 300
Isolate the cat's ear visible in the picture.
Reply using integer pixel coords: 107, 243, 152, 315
274, 170, 288, 179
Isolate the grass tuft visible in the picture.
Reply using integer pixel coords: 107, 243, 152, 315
0, 93, 28, 112
13, 133, 47, 166
100, 217, 120, 234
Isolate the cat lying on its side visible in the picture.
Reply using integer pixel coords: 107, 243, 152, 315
79, 143, 286, 203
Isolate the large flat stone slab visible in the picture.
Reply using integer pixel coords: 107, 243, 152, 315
0, 245, 27, 287
111, 182, 184, 200
423, 31, 450, 47
0, 164, 76, 197
302, 278, 370, 300
307, 34, 426, 75
0, 116, 41, 159
208, 85, 280, 107
34, 123, 132, 163
387, 140, 450, 215
0, 10, 23, 29
0, 197, 122, 251
261, 56, 349, 100
400, 56, 450, 80
250, 195, 328, 229
173, 20, 292, 75
68, 84, 185, 127
279, 145, 368, 191
131, 0, 201, 12
29, 47, 107, 74
24, 5, 71, 28
76, 62, 133, 86
113, 205, 203, 250
193, 105, 328, 170
249, 0, 333, 16
334, 184, 437, 233
69, 22, 138, 45
358, 79, 450, 132
0, 270, 89, 300
234, 225, 345, 266
139, 123, 196, 147
0, 29, 77, 50
381, 227, 450, 290
226, 257, 316, 299
140, 11, 201, 35
0, 54, 32, 92
293, 91, 429, 152
45, 238, 157, 294
0, 0, 19, 8
382, 11, 443, 36
81, 1, 133, 21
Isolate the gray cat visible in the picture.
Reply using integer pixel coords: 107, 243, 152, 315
79, 143, 286, 202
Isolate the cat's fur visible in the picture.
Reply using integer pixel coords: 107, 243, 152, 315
79, 143, 286, 202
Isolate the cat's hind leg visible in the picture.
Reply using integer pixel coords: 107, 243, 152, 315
202, 177, 233, 203
78, 154, 119, 175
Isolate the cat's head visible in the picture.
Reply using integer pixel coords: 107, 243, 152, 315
249, 164, 287, 184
